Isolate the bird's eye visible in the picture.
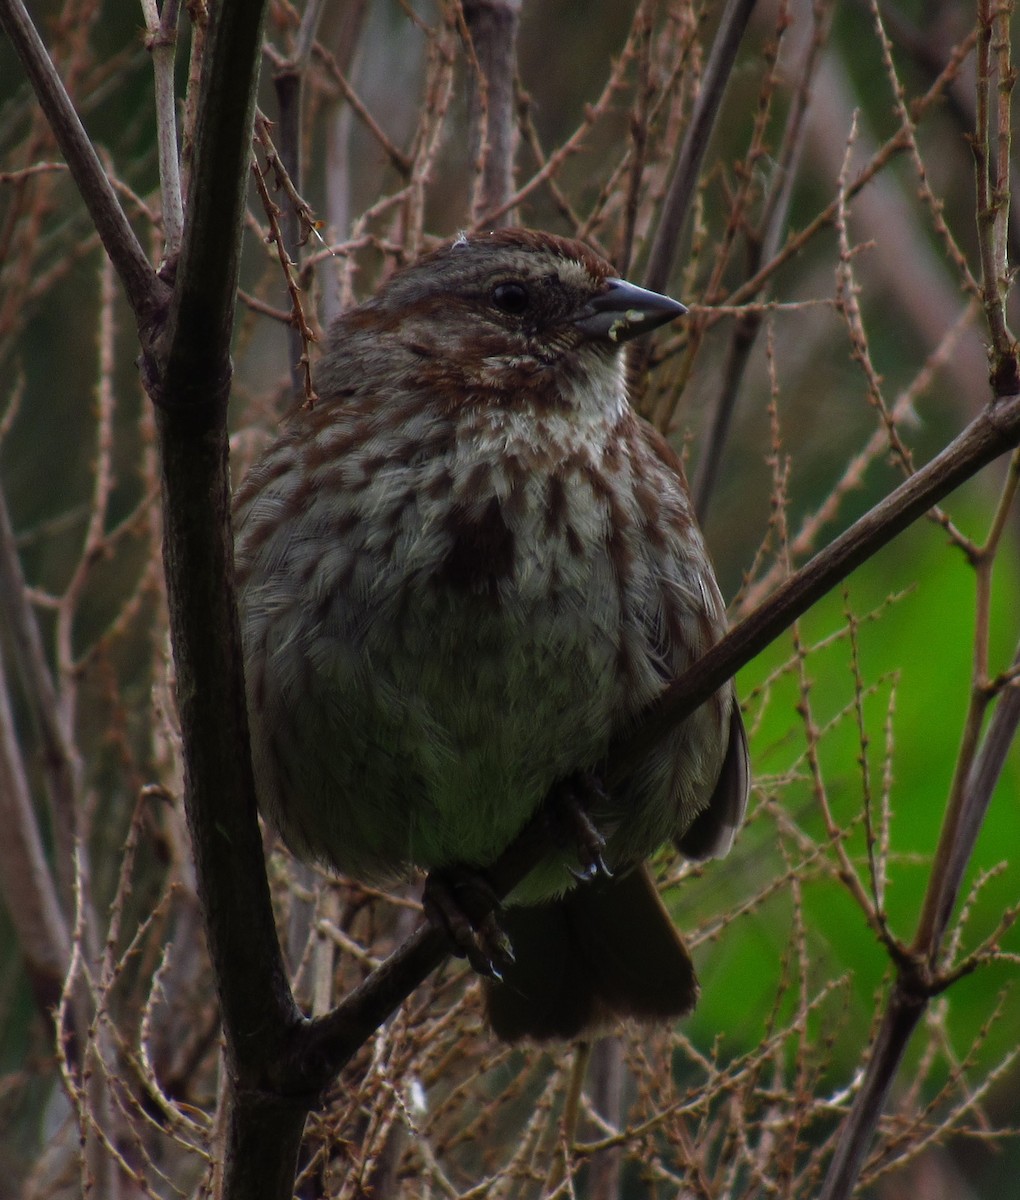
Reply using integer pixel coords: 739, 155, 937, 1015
491, 282, 531, 315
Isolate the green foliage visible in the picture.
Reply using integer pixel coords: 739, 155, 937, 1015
690, 509, 1018, 1083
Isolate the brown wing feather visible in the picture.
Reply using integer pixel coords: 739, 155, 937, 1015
676, 700, 749, 860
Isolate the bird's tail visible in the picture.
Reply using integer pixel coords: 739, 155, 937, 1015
484, 863, 698, 1042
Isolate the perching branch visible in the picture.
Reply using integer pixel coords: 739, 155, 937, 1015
624, 390, 1020, 766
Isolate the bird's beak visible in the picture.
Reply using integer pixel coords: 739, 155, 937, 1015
573, 278, 687, 343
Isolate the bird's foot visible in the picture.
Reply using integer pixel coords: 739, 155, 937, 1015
423, 868, 515, 980
548, 771, 613, 881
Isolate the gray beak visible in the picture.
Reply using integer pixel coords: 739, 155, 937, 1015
573, 278, 687, 343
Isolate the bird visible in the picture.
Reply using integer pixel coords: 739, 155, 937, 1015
233, 227, 749, 1041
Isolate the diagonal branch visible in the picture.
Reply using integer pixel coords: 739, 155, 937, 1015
941, 644, 1020, 939
0, 484, 80, 895
0, 637, 69, 1014
619, 391, 1020, 769
141, 0, 186, 261
0, 0, 166, 330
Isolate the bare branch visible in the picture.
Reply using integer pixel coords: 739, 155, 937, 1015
693, 0, 831, 518
141, 0, 185, 260
0, 639, 70, 1012
462, 0, 521, 225
267, 0, 327, 400
643, 0, 759, 294
974, 0, 1017, 388
0, 484, 80, 902
5, 4, 1019, 1194
620, 390, 1020, 768
0, 0, 167, 329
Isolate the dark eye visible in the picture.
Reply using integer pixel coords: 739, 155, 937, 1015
491, 281, 531, 315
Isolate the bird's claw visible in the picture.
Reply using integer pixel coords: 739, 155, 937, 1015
552, 772, 614, 881
567, 850, 612, 883
423, 869, 515, 979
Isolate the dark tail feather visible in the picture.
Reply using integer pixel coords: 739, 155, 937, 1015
484, 865, 698, 1042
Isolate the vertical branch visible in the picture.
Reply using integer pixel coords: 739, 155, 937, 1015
945, 639, 1020, 902
404, 9, 458, 253
992, 2, 1014, 286
4, 3, 1020, 1196
272, 0, 327, 399
586, 1037, 625, 1200
615, 0, 654, 277
178, 0, 209, 202
974, 0, 1019, 392
635, 0, 759, 416
56, 258, 119, 739
911, 484, 1020, 960
462, 0, 521, 226
251, 117, 319, 406
48, 256, 124, 979
141, 0, 185, 261
152, 0, 291, 1028
148, 1, 310, 1195
317, 0, 370, 324
817, 986, 927, 1200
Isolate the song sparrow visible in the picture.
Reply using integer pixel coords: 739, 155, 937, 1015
234, 228, 749, 1040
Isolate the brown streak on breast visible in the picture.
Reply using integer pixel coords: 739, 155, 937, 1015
633, 475, 669, 552
579, 458, 633, 581
601, 434, 624, 474
385, 489, 417, 528
423, 465, 455, 500
463, 459, 493, 498
349, 453, 392, 492
564, 525, 585, 558
630, 417, 694, 541
544, 471, 568, 533
235, 471, 316, 569
439, 496, 516, 597
302, 425, 367, 471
